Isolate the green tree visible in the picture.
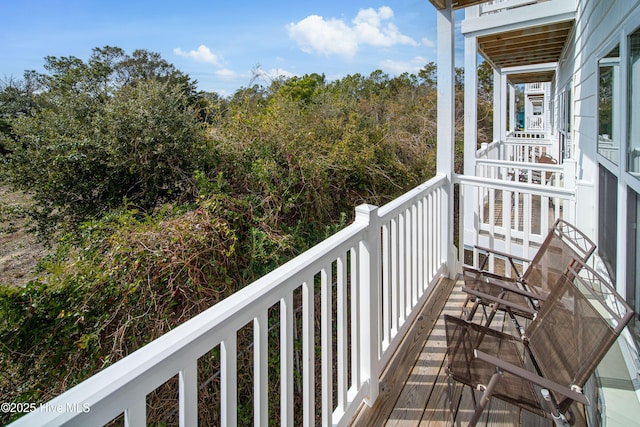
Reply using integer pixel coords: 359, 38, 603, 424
3, 48, 207, 233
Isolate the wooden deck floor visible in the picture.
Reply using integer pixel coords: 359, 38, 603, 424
351, 277, 587, 427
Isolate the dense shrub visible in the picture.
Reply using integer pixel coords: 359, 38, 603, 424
5, 79, 207, 234
0, 196, 297, 423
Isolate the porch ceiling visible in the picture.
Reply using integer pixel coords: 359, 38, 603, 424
506, 71, 556, 85
478, 20, 573, 71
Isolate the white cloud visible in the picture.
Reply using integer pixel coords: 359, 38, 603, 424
421, 37, 435, 49
287, 6, 417, 57
215, 68, 237, 80
287, 15, 359, 57
173, 45, 220, 65
380, 56, 428, 75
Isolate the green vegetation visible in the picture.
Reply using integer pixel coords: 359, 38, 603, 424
0, 46, 492, 424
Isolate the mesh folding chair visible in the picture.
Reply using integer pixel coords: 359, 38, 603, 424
462, 218, 596, 335
445, 259, 633, 426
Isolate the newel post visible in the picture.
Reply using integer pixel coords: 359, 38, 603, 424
355, 203, 380, 406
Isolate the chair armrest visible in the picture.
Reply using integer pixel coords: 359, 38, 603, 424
474, 350, 590, 405
475, 245, 531, 264
484, 276, 546, 302
462, 287, 537, 316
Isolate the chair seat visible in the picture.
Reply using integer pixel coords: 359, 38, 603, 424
445, 314, 548, 418
462, 267, 539, 319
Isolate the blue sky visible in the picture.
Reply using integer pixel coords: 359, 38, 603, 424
1, 0, 452, 96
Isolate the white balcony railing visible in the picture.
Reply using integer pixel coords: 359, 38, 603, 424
480, 0, 540, 15
509, 130, 547, 139
526, 115, 544, 131
478, 136, 556, 164
465, 133, 576, 275
525, 82, 544, 93
456, 171, 576, 275
10, 175, 449, 427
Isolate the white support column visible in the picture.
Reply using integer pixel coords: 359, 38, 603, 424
463, 33, 478, 258
500, 73, 508, 142
509, 83, 516, 133
437, 0, 457, 278
493, 68, 502, 143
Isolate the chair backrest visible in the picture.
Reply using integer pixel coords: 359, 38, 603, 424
526, 259, 633, 412
522, 219, 596, 298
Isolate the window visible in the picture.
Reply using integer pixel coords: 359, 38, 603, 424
628, 29, 640, 176
598, 45, 620, 164
558, 83, 572, 160
598, 166, 618, 283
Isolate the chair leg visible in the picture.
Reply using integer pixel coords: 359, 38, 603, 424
464, 297, 481, 322
541, 389, 571, 427
446, 369, 457, 426
469, 369, 502, 427
505, 307, 526, 339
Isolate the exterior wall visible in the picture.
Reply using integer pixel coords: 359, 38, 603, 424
558, 0, 640, 415
556, 0, 640, 252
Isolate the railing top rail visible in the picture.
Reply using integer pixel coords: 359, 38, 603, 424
454, 174, 575, 199
475, 158, 564, 171
481, 0, 539, 14
503, 139, 553, 145
377, 173, 447, 220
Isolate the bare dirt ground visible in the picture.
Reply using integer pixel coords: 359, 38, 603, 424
0, 187, 50, 286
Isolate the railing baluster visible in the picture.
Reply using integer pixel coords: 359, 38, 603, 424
488, 186, 496, 271
504, 189, 513, 277
302, 277, 315, 427
398, 211, 406, 323
541, 195, 549, 236
382, 223, 390, 349
523, 193, 532, 260
435, 187, 442, 271
405, 208, 412, 314
349, 247, 361, 391
390, 218, 399, 337
124, 396, 146, 427
321, 265, 332, 426
179, 361, 198, 427
418, 198, 425, 292
254, 311, 268, 427
281, 292, 294, 426
430, 188, 442, 274
221, 334, 237, 427
337, 255, 348, 413
411, 204, 418, 306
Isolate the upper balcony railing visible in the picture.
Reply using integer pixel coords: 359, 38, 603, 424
526, 115, 545, 131
525, 82, 544, 93
477, 132, 556, 163
10, 175, 449, 427
480, 0, 543, 15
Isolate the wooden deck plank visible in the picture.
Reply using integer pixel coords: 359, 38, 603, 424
350, 277, 457, 427
386, 286, 466, 426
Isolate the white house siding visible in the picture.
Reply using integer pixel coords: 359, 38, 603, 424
556, 0, 640, 263
558, 1, 640, 424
